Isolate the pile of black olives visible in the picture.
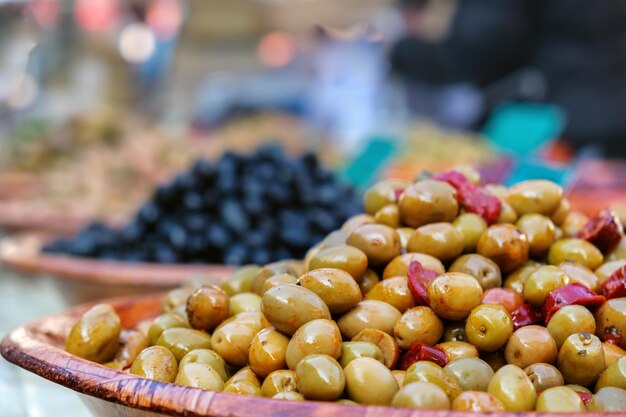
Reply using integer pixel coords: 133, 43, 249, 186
44, 145, 361, 265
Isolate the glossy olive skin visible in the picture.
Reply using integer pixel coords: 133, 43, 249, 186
504, 325, 558, 369
147, 313, 189, 345
550, 198, 571, 225
226, 366, 261, 387
375, 204, 401, 228
66, 304, 121, 363
561, 211, 590, 237
297, 268, 361, 315
396, 227, 414, 250
162, 287, 194, 313
296, 354, 345, 401
596, 355, 626, 391
248, 327, 289, 378
261, 274, 298, 293
359, 269, 380, 294
186, 285, 230, 332
559, 262, 600, 292
398, 179, 458, 228
516, 214, 557, 256
250, 262, 298, 295
344, 357, 399, 405
404, 361, 462, 400
547, 305, 596, 348
340, 342, 384, 368
308, 245, 368, 282
407, 223, 465, 262
589, 387, 626, 411
352, 328, 401, 369
477, 224, 530, 274
285, 319, 342, 370
503, 261, 540, 293
211, 312, 269, 367
448, 254, 502, 290
104, 330, 147, 370
382, 253, 445, 279
366, 277, 415, 313
346, 224, 401, 266
481, 288, 524, 313
156, 327, 212, 362
229, 293, 262, 316
261, 284, 331, 335
179, 349, 229, 382
496, 201, 518, 224
364, 179, 410, 215
175, 362, 225, 391
428, 273, 484, 320
272, 391, 304, 401
465, 304, 513, 352
337, 300, 402, 339
557, 332, 605, 386
222, 381, 263, 396
487, 364, 537, 411
452, 391, 505, 412
130, 346, 178, 383
394, 306, 443, 349
596, 260, 626, 286
523, 265, 569, 307
261, 369, 298, 397
444, 357, 494, 392
442, 321, 468, 343
596, 298, 626, 350
342, 214, 375, 234
453, 213, 488, 253
391, 381, 450, 410
524, 363, 564, 392
603, 342, 626, 367
437, 341, 479, 361
548, 238, 604, 270
220, 265, 261, 296
536, 386, 585, 412
506, 179, 563, 215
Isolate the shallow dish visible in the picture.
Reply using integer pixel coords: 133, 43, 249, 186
0, 233, 236, 305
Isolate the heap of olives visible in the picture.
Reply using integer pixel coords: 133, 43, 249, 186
66, 170, 626, 412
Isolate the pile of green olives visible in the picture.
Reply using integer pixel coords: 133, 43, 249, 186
66, 172, 626, 412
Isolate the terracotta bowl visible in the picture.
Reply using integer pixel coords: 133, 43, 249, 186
0, 233, 236, 305
1, 294, 605, 417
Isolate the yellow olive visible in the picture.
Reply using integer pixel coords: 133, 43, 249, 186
261, 274, 298, 293
561, 211, 590, 237
448, 254, 502, 290
342, 214, 375, 234
437, 341, 479, 361
496, 201, 519, 224
285, 319, 342, 370
220, 265, 261, 296
398, 179, 459, 228
130, 346, 178, 383
392, 370, 406, 389
465, 304, 513, 352
404, 361, 463, 400
186, 285, 230, 332
344, 357, 399, 405
391, 381, 450, 410
375, 204, 401, 228
261, 284, 331, 335
550, 198, 571, 226
596, 298, 626, 350
339, 342, 384, 368
602, 342, 626, 368
229, 293, 262, 316
179, 349, 229, 382
295, 354, 345, 401
226, 366, 261, 387
66, 304, 121, 363
487, 364, 537, 411
297, 268, 361, 315
596, 260, 626, 286
147, 313, 189, 345
407, 222, 465, 262
250, 262, 298, 295
364, 179, 410, 215
559, 261, 600, 292
109, 329, 148, 369
516, 213, 557, 256
524, 363, 564, 392
596, 355, 626, 391
536, 386, 586, 412
162, 287, 194, 313
337, 300, 402, 339
222, 381, 263, 396
175, 362, 224, 391
366, 277, 415, 313
393, 306, 443, 349
588, 387, 626, 411
548, 238, 604, 270
504, 325, 558, 369
444, 357, 494, 391
382, 253, 445, 279
272, 391, 304, 401
396, 227, 414, 250
523, 265, 569, 307
557, 332, 605, 386
452, 391, 505, 412
248, 327, 289, 378
211, 312, 269, 367
156, 328, 212, 362
351, 328, 401, 369
453, 213, 488, 253
506, 180, 563, 215
427, 273, 483, 320
477, 224, 529, 274
608, 237, 626, 261
547, 305, 596, 348
261, 369, 297, 397
503, 261, 540, 293
359, 269, 380, 294
346, 224, 401, 266
308, 245, 368, 282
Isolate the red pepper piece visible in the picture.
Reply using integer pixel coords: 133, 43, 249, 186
407, 261, 438, 306
576, 391, 593, 406
541, 283, 606, 324
398, 343, 449, 370
601, 265, 626, 300
602, 326, 624, 345
393, 188, 405, 200
577, 209, 624, 253
433, 171, 501, 224
482, 288, 525, 313
510, 303, 541, 330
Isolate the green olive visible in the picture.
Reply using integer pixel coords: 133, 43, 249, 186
451, 391, 505, 412
229, 292, 262, 316
407, 222, 464, 262
308, 245, 368, 282
596, 355, 626, 391
506, 180, 563, 215
523, 265, 569, 307
476, 224, 530, 274
66, 304, 121, 363
147, 313, 189, 345
211, 313, 269, 367
346, 224, 401, 266
449, 254, 501, 290
364, 179, 410, 215
222, 381, 263, 396
296, 354, 345, 401
366, 277, 415, 313
504, 325, 558, 369
393, 306, 443, 349
248, 327, 289, 378
524, 363, 564, 392
398, 179, 458, 227
261, 274, 298, 293
186, 285, 229, 332
561, 211, 590, 237
503, 261, 540, 293
261, 369, 298, 397
226, 366, 261, 387
156, 327, 212, 362
359, 269, 380, 294
453, 213, 488, 253
337, 300, 402, 339
382, 253, 445, 279
109, 329, 148, 369
344, 357, 399, 405
391, 381, 450, 410
465, 304, 513, 352
547, 305, 596, 348
444, 357, 494, 391
557, 332, 605, 386
437, 341, 479, 361
559, 261, 600, 292
375, 204, 401, 228
588, 387, 626, 411
339, 342, 384, 368
250, 262, 298, 295
130, 346, 178, 382
596, 260, 626, 286
162, 287, 194, 313
428, 273, 483, 320
487, 364, 537, 411
548, 238, 604, 270
297, 268, 361, 315
179, 349, 229, 382
351, 328, 401, 369
220, 265, 261, 296
285, 319, 342, 370
404, 361, 463, 400
261, 284, 331, 335
536, 386, 586, 412
596, 298, 626, 350
175, 363, 224, 391
516, 214, 557, 256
